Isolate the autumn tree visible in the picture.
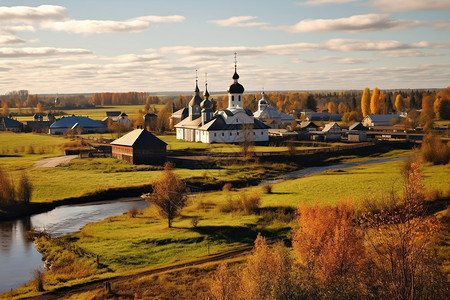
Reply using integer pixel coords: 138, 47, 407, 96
143, 162, 188, 228
1, 101, 9, 117
292, 201, 366, 283
395, 94, 404, 112
421, 95, 435, 120
370, 86, 381, 114
362, 159, 444, 300
36, 102, 43, 113
16, 173, 32, 203
0, 167, 15, 206
305, 94, 317, 111
433, 87, 450, 120
361, 87, 371, 117
327, 102, 337, 113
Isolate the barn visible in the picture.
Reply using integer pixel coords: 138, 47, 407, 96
110, 128, 167, 165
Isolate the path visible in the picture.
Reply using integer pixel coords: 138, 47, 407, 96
21, 245, 253, 300
34, 155, 78, 168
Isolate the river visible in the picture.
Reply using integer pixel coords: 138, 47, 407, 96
0, 198, 149, 293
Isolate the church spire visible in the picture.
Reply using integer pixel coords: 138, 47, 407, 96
194, 69, 200, 93
232, 52, 239, 81
203, 72, 210, 99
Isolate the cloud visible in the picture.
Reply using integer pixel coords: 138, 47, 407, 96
130, 15, 185, 23
0, 5, 66, 23
279, 14, 423, 33
41, 19, 150, 34
296, 0, 358, 6
41, 14, 186, 34
0, 25, 35, 33
376, 50, 444, 57
370, 0, 450, 12
335, 57, 373, 64
291, 56, 340, 63
208, 16, 268, 28
0, 47, 92, 58
0, 34, 25, 45
433, 20, 450, 30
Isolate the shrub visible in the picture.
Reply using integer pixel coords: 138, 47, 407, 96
0, 167, 15, 206
421, 134, 450, 165
32, 268, 45, 292
129, 206, 138, 218
218, 193, 260, 215
16, 173, 32, 203
191, 216, 199, 228
263, 184, 273, 194
222, 182, 232, 192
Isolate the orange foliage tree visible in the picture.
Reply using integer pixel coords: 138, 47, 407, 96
292, 201, 366, 283
361, 159, 443, 300
142, 162, 188, 228
361, 87, 371, 117
1, 101, 9, 117
370, 87, 381, 114
327, 102, 337, 113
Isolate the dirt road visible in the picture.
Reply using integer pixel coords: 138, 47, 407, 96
34, 155, 78, 168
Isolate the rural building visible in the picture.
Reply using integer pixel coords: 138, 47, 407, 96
0, 117, 23, 132
349, 122, 368, 131
170, 107, 188, 128
174, 60, 269, 144
362, 114, 402, 127
304, 112, 342, 122
347, 131, 367, 142
322, 122, 342, 133
143, 113, 158, 129
49, 116, 107, 135
102, 112, 130, 128
253, 92, 295, 129
299, 121, 318, 131
110, 128, 167, 164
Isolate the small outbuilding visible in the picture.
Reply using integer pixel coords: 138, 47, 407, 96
0, 117, 23, 132
110, 128, 167, 164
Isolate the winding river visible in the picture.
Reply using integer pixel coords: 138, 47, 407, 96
0, 198, 149, 293
0, 156, 407, 293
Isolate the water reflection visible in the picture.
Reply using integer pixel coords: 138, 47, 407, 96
0, 198, 149, 293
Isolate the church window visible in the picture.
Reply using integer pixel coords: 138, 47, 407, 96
237, 132, 239, 136
214, 133, 216, 137
230, 132, 232, 136
261, 131, 263, 135
222, 132, 224, 136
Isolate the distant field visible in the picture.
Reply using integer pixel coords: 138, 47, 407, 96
10, 104, 165, 122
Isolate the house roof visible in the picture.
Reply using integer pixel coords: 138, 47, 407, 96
106, 111, 121, 117
254, 105, 295, 121
300, 121, 318, 128
322, 122, 341, 132
111, 129, 167, 147
174, 115, 203, 129
364, 114, 401, 122
198, 115, 270, 131
306, 112, 342, 121
1, 117, 23, 128
50, 116, 106, 129
349, 122, 368, 131
171, 107, 188, 118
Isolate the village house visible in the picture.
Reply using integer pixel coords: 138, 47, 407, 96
49, 116, 107, 135
110, 128, 167, 164
362, 114, 402, 128
102, 111, 130, 129
299, 121, 319, 131
0, 116, 23, 132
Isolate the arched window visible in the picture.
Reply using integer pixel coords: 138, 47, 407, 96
232, 95, 234, 101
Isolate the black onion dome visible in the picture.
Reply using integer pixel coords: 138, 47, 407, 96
228, 82, 244, 94
189, 81, 202, 106
200, 98, 212, 109
232, 71, 239, 80
204, 86, 210, 98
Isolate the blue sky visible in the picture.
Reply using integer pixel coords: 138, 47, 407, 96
0, 0, 449, 93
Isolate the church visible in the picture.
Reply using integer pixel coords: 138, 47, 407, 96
174, 61, 269, 144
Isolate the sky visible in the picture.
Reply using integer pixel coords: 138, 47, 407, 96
0, 0, 449, 94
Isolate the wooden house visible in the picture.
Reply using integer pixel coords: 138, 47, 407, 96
110, 128, 167, 164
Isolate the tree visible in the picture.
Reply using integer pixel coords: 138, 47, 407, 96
240, 124, 254, 157
395, 94, 404, 112
143, 162, 188, 228
306, 94, 317, 111
361, 87, 371, 117
362, 159, 443, 300
16, 173, 32, 203
327, 102, 337, 113
1, 101, 9, 117
370, 87, 381, 114
292, 201, 365, 283
36, 102, 43, 113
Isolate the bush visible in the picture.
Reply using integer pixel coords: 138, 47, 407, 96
16, 173, 32, 203
421, 134, 450, 165
263, 184, 273, 194
129, 206, 138, 218
218, 193, 260, 214
222, 182, 232, 192
191, 216, 199, 228
0, 167, 15, 206
32, 268, 45, 292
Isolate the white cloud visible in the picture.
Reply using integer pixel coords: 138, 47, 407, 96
0, 35, 25, 45
41, 19, 150, 34
208, 16, 268, 28
131, 15, 185, 23
291, 56, 340, 63
0, 47, 92, 58
296, 0, 358, 6
335, 57, 373, 64
370, 0, 450, 12
376, 50, 444, 57
0, 5, 66, 23
0, 25, 35, 33
279, 14, 423, 33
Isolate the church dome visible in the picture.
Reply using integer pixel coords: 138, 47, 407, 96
228, 82, 244, 94
200, 98, 212, 109
189, 81, 202, 107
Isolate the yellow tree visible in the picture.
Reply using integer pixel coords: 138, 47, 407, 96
1, 102, 9, 117
143, 162, 188, 228
327, 102, 337, 113
361, 87, 371, 117
36, 102, 43, 113
370, 87, 381, 114
395, 94, 404, 112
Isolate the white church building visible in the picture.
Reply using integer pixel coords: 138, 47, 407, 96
174, 63, 269, 144
253, 92, 295, 129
